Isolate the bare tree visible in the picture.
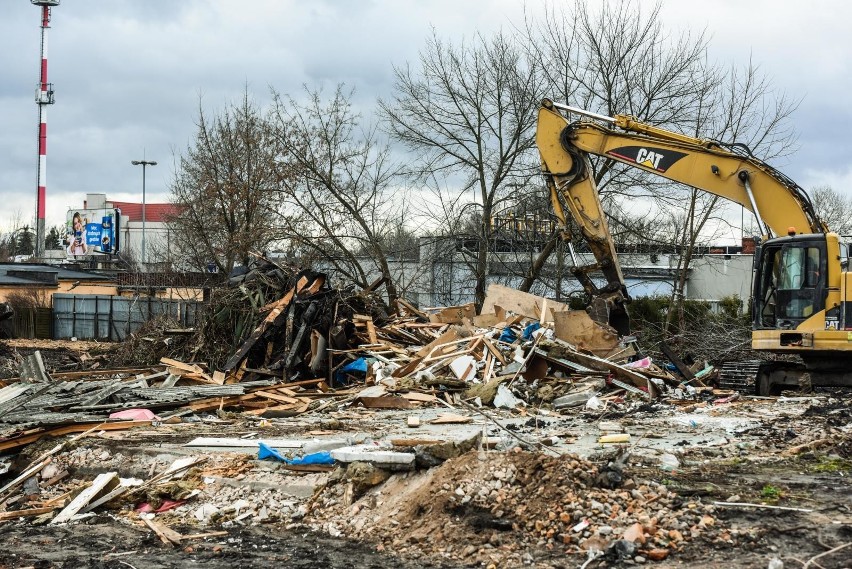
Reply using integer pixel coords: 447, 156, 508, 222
269, 85, 408, 304
661, 60, 798, 331
811, 185, 852, 236
527, 1, 720, 201
523, 1, 797, 332
380, 30, 544, 310
168, 90, 280, 274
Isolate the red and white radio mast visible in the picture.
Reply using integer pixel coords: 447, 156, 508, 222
32, 0, 59, 259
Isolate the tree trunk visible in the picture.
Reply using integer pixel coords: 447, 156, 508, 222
518, 233, 559, 292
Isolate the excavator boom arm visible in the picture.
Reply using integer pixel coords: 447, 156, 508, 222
536, 99, 826, 334
538, 100, 824, 238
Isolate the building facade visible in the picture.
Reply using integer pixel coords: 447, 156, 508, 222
79, 193, 178, 270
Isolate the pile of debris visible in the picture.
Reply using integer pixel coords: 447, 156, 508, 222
1, 263, 777, 567
211, 264, 715, 409
311, 450, 735, 567
0, 436, 254, 542
0, 350, 357, 452
0, 264, 725, 453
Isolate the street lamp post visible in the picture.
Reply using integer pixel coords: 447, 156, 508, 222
131, 159, 157, 266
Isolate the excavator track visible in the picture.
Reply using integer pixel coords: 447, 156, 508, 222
717, 360, 762, 392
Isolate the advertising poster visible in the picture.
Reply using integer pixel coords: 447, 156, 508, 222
66, 209, 119, 257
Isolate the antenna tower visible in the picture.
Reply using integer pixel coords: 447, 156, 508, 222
32, 0, 60, 258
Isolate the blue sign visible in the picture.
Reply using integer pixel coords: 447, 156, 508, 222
85, 223, 102, 246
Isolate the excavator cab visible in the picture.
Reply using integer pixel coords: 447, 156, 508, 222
753, 235, 828, 330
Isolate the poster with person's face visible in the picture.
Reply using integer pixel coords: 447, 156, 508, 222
66, 209, 117, 257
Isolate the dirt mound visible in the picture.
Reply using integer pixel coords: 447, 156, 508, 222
311, 450, 732, 567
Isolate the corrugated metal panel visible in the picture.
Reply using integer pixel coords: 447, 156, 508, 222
53, 294, 202, 340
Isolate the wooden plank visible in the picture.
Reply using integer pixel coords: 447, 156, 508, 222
0, 457, 52, 496
553, 311, 620, 358
482, 337, 507, 365
0, 421, 152, 453
552, 346, 657, 398
480, 284, 569, 323
44, 469, 69, 487
354, 396, 413, 409
224, 288, 295, 371
391, 356, 423, 378
42, 490, 73, 507
396, 298, 428, 319
415, 329, 461, 358
273, 378, 325, 388
660, 342, 696, 380
428, 303, 476, 324
181, 372, 216, 384
232, 399, 269, 409
160, 358, 204, 374
81, 484, 129, 513
399, 392, 438, 403
429, 413, 472, 424
52, 472, 119, 524
184, 396, 241, 412
254, 391, 300, 405
420, 336, 483, 363
244, 404, 297, 416
142, 516, 181, 546
366, 319, 378, 345
180, 531, 230, 541
0, 506, 56, 522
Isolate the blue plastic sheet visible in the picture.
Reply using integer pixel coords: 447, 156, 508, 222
335, 357, 369, 386
522, 322, 541, 340
499, 328, 517, 343
340, 358, 368, 373
257, 442, 335, 465
257, 441, 287, 462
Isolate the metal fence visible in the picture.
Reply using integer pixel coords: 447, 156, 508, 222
53, 294, 202, 340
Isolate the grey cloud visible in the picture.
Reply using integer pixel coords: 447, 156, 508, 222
2, 0, 851, 232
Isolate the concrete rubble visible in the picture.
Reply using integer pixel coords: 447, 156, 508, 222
0, 263, 850, 568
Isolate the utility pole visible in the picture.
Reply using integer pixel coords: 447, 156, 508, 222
131, 159, 157, 266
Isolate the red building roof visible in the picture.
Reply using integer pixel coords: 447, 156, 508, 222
109, 201, 181, 223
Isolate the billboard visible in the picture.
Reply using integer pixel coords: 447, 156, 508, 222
66, 208, 120, 257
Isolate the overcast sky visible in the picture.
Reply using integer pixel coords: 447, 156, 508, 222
1, 0, 850, 233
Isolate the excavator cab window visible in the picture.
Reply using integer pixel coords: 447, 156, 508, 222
755, 241, 826, 329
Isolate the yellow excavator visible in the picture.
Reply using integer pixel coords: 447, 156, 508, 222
536, 98, 852, 395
